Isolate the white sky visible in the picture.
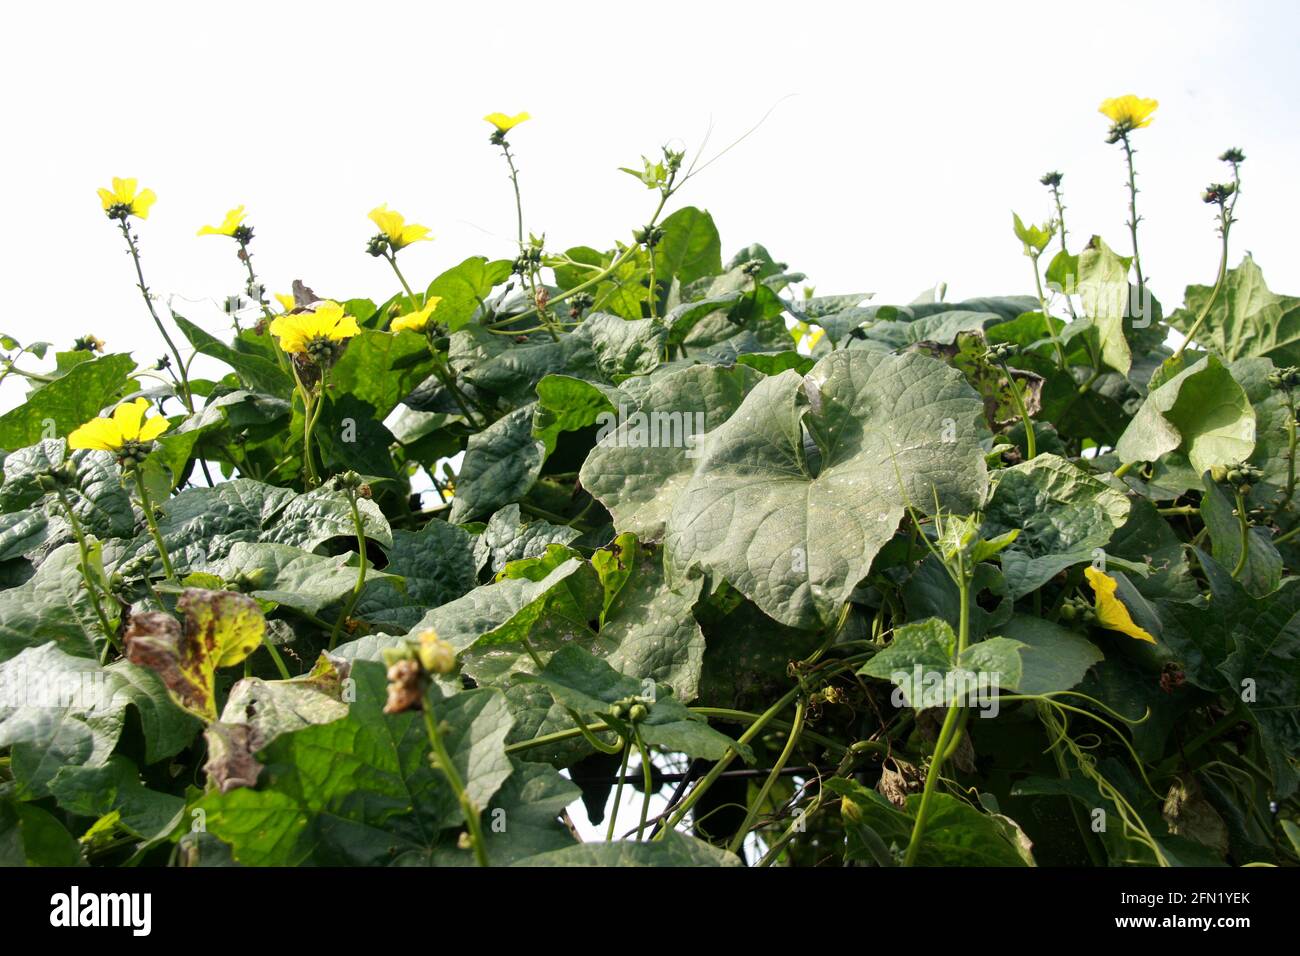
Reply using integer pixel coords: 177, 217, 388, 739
2, 0, 1297, 403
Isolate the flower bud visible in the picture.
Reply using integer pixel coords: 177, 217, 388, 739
416, 629, 457, 675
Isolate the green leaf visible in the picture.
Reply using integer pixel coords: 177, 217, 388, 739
1012, 212, 1054, 257
982, 454, 1131, 598
196, 661, 563, 865
592, 533, 706, 702
0, 642, 198, 798
0, 544, 118, 662
329, 329, 434, 418
995, 614, 1104, 696
860, 618, 1024, 704
49, 755, 185, 843
472, 504, 580, 576
532, 374, 621, 457
0, 798, 84, 866
0, 353, 137, 450
521, 644, 751, 762
425, 256, 514, 332
826, 778, 1030, 866
580, 364, 765, 541
517, 829, 741, 866
655, 206, 723, 285
174, 314, 291, 395
580, 313, 665, 380
119, 478, 392, 574
1115, 354, 1255, 474
448, 405, 546, 523
1077, 236, 1133, 375
1168, 255, 1300, 364
1199, 477, 1281, 597
665, 349, 989, 629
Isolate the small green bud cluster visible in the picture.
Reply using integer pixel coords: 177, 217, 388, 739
1267, 366, 1300, 391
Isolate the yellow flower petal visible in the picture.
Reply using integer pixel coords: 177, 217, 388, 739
68, 417, 124, 452
1099, 94, 1158, 130
1084, 566, 1156, 643
112, 398, 149, 441
484, 111, 531, 132
138, 413, 172, 442
274, 292, 297, 314
97, 187, 118, 211
198, 205, 246, 237
390, 297, 442, 333
132, 188, 157, 219
112, 177, 137, 203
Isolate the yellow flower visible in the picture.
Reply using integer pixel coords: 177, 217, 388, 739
390, 298, 443, 333
368, 204, 432, 250
268, 301, 361, 356
68, 398, 171, 453
97, 177, 157, 220
274, 292, 297, 314
1084, 567, 1156, 643
1098, 95, 1158, 132
484, 111, 530, 133
197, 205, 248, 238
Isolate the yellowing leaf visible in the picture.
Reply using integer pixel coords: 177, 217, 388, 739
124, 588, 267, 721
1084, 566, 1155, 643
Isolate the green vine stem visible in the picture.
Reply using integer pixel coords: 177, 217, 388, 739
902, 557, 970, 866
53, 488, 119, 656
1284, 391, 1298, 510
132, 468, 177, 584
1118, 131, 1146, 306
517, 636, 625, 756
115, 220, 194, 412
606, 736, 632, 841
634, 730, 654, 840
997, 357, 1036, 459
328, 489, 368, 649
1173, 159, 1241, 361
1029, 252, 1068, 368
1230, 488, 1251, 579
726, 696, 807, 855
421, 692, 490, 866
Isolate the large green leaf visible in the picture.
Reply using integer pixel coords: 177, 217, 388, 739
860, 618, 1025, 704
174, 314, 291, 396
424, 256, 514, 332
580, 364, 764, 541
118, 479, 392, 574
665, 349, 989, 629
448, 405, 546, 523
0, 544, 117, 662
1077, 236, 1133, 375
329, 329, 435, 419
655, 206, 723, 286
197, 661, 570, 865
0, 642, 197, 798
982, 454, 1130, 598
0, 354, 137, 450
1199, 476, 1281, 597
1114, 354, 1255, 474
826, 777, 1030, 866
1168, 255, 1300, 364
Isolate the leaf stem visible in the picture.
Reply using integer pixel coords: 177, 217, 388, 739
901, 567, 970, 866
421, 692, 490, 866
997, 358, 1036, 459
132, 467, 177, 583
1119, 132, 1146, 306
726, 696, 807, 855
328, 491, 368, 649
116, 219, 193, 412
54, 488, 120, 655
1231, 488, 1251, 579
